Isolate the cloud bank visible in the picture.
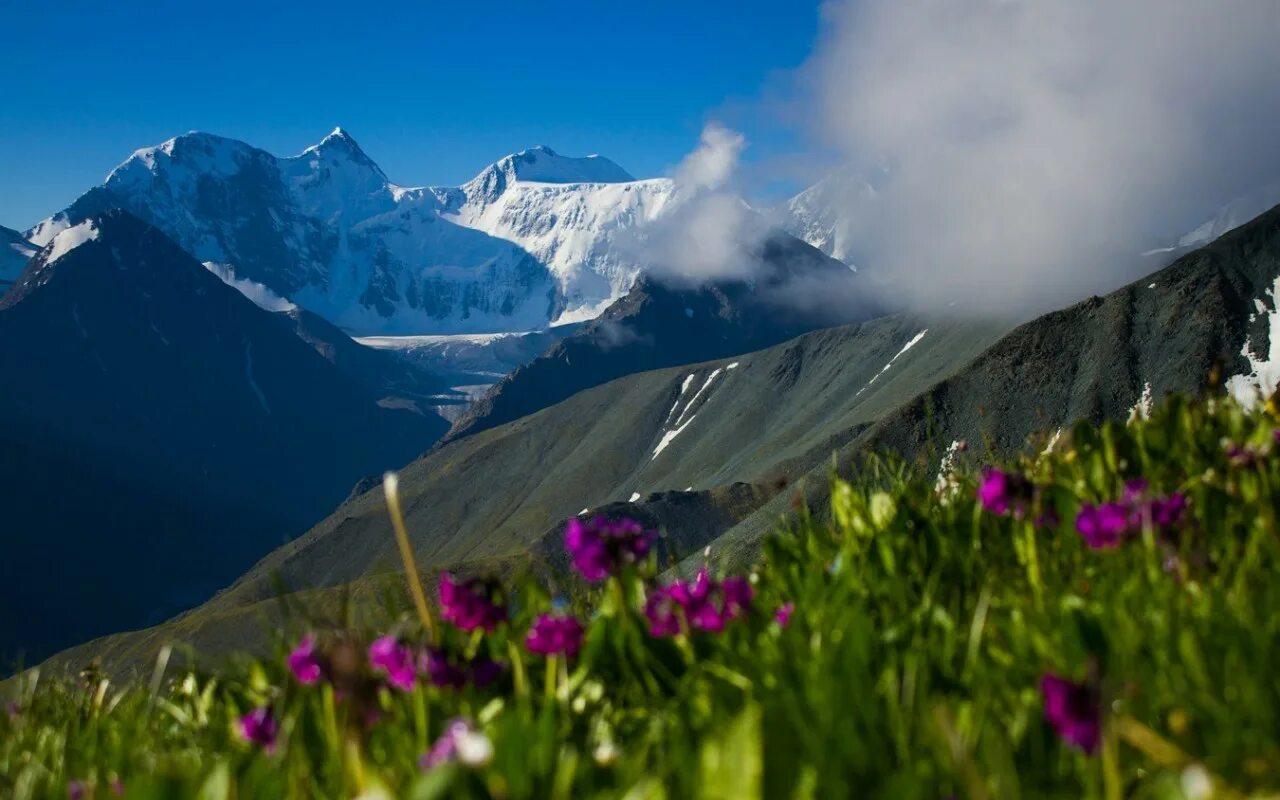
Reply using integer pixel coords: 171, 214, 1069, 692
626, 123, 769, 286
804, 0, 1280, 312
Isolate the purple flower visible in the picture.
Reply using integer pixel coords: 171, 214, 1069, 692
692, 574, 753, 633
526, 614, 585, 657
977, 468, 1034, 517
439, 573, 507, 632
1040, 674, 1101, 754
369, 636, 417, 692
644, 583, 686, 637
238, 706, 279, 752
110, 779, 124, 797
469, 656, 505, 688
422, 648, 504, 690
420, 718, 493, 769
565, 516, 657, 582
287, 635, 323, 685
1076, 502, 1132, 549
1149, 492, 1188, 528
1122, 478, 1149, 503
68, 781, 88, 800
775, 602, 795, 627
644, 569, 754, 636
423, 648, 468, 690
1226, 442, 1258, 466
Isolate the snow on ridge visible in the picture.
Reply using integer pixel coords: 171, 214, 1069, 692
651, 367, 728, 461
204, 262, 296, 312
46, 220, 100, 263
857, 329, 929, 396
675, 368, 723, 428
652, 415, 698, 460
1226, 275, 1280, 409
663, 374, 697, 424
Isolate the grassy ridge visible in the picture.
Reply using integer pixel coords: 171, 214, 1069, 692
3, 392, 1279, 798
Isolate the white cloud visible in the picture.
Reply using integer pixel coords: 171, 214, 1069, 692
622, 123, 768, 284
804, 0, 1280, 312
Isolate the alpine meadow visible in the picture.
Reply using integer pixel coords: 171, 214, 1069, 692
3, 1, 1280, 798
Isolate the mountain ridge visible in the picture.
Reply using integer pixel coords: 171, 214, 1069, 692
26, 130, 674, 335
0, 209, 449, 663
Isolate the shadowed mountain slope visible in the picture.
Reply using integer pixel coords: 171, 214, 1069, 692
0, 211, 448, 663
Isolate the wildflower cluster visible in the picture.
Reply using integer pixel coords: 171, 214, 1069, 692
643, 568, 754, 636
564, 516, 657, 582
1076, 479, 1187, 549
7, 396, 1280, 799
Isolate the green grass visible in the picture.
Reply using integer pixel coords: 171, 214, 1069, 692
4, 392, 1280, 799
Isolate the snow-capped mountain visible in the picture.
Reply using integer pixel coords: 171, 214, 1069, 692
778, 166, 876, 268
0, 225, 37, 290
1144, 184, 1280, 258
28, 130, 673, 334
436, 149, 675, 323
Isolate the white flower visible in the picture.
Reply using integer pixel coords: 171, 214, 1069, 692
455, 728, 494, 767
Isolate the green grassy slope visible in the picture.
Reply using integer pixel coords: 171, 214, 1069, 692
710, 203, 1280, 567
5, 392, 1280, 798
40, 314, 1009, 675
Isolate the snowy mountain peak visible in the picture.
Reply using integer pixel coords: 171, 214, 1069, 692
300, 126, 383, 174
461, 146, 636, 205
106, 131, 259, 187
46, 219, 100, 264
780, 166, 876, 267
27, 131, 674, 334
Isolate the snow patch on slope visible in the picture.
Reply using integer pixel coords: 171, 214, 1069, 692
1226, 276, 1280, 408
651, 366, 731, 461
857, 329, 929, 396
204, 262, 296, 312
47, 220, 99, 263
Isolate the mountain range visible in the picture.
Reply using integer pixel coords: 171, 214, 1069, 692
36, 202, 1280, 676
25, 130, 676, 335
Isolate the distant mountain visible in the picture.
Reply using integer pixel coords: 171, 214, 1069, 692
444, 233, 877, 442
28, 131, 673, 335
431, 146, 674, 325
279, 306, 456, 417
0, 210, 448, 664
778, 166, 876, 266
355, 327, 580, 421
1143, 184, 1280, 259
0, 225, 37, 291
43, 203, 1280, 676
781, 168, 1280, 274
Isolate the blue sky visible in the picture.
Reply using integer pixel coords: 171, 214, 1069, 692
0, 0, 824, 230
